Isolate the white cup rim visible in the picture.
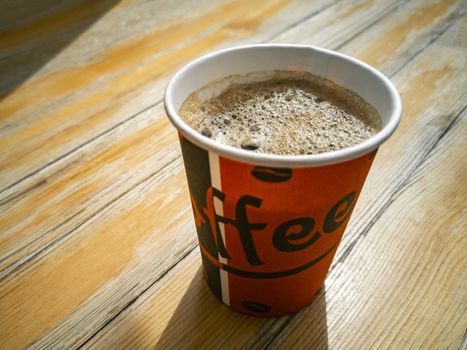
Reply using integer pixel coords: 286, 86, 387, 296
164, 44, 401, 168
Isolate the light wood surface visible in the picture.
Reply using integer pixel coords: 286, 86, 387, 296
0, 0, 465, 349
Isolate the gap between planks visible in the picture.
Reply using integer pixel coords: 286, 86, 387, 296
0, 156, 181, 284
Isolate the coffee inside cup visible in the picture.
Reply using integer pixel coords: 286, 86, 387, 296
179, 70, 382, 155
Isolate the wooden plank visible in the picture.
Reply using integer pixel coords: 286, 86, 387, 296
0, 0, 410, 290
0, 157, 198, 349
0, 2, 464, 348
273, 0, 407, 48
340, 0, 467, 74
0, 1, 459, 344
83, 248, 271, 350
275, 0, 465, 76
0, 104, 179, 281
55, 16, 467, 350
0, 0, 322, 191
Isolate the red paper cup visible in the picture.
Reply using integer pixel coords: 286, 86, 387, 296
164, 45, 401, 317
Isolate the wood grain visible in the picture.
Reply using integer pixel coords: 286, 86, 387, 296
0, 157, 196, 349
0, 0, 341, 283
73, 8, 467, 350
0, 0, 465, 349
0, 0, 339, 286
1, 0, 400, 291
84, 248, 270, 350
85, 107, 466, 348
342, 0, 466, 74
0, 0, 316, 191
0, 0, 422, 290
273, 0, 407, 48
268, 110, 467, 350
0, 104, 179, 280
0, 0, 341, 348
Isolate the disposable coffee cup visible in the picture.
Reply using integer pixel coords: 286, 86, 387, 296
164, 44, 401, 317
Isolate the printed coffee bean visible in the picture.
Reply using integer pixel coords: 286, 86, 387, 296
242, 300, 272, 313
251, 166, 292, 182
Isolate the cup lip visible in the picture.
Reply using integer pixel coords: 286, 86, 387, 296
164, 44, 401, 168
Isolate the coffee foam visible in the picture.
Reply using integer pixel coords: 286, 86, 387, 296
179, 70, 382, 155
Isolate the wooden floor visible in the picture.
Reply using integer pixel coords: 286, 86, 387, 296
0, 0, 466, 349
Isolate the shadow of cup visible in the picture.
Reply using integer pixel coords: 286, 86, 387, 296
154, 265, 330, 349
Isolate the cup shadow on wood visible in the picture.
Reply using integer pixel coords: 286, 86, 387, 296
0, 0, 121, 101
154, 263, 329, 349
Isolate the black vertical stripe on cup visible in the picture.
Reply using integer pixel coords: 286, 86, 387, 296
179, 136, 222, 300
